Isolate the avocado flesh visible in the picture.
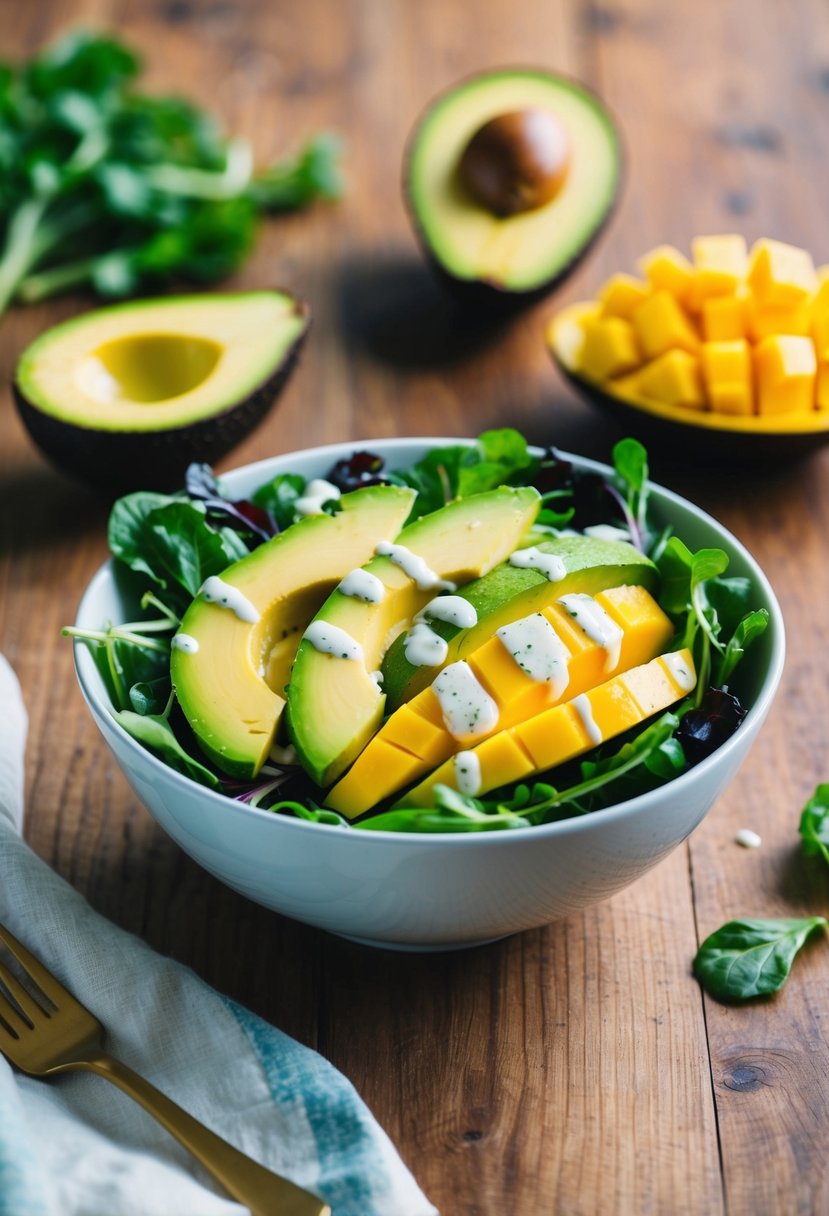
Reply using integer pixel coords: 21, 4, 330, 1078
171, 484, 415, 780
407, 70, 621, 293
286, 486, 541, 788
381, 536, 657, 711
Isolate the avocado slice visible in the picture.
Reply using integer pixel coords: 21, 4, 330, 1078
381, 536, 658, 711
286, 486, 541, 787
14, 291, 309, 491
171, 484, 415, 780
405, 69, 622, 303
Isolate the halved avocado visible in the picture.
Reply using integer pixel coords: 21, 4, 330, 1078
405, 69, 622, 306
380, 535, 658, 711
14, 290, 309, 491
286, 486, 541, 787
171, 484, 415, 780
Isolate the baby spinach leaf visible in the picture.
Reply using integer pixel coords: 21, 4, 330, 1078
716, 609, 769, 687
694, 917, 827, 1002
112, 708, 220, 788
799, 784, 829, 869
108, 491, 180, 579
128, 677, 171, 716
252, 473, 306, 532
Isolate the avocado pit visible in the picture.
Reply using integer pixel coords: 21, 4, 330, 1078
457, 108, 570, 217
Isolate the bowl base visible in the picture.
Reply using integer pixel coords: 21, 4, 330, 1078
335, 930, 510, 952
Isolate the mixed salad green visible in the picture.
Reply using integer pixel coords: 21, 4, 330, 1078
65, 429, 770, 833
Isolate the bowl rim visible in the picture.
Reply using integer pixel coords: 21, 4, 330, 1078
73, 435, 787, 847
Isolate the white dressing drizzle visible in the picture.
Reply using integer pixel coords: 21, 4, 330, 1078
420, 595, 478, 629
558, 593, 623, 673
661, 651, 696, 692
404, 622, 449, 667
572, 693, 603, 746
402, 595, 479, 669
433, 662, 499, 740
200, 576, 260, 624
497, 613, 571, 699
303, 620, 364, 662
509, 546, 567, 582
583, 523, 632, 543
294, 478, 342, 517
338, 568, 385, 603
370, 670, 384, 689
171, 633, 199, 654
453, 750, 482, 797
374, 541, 455, 591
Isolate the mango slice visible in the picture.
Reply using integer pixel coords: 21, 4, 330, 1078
326, 584, 673, 818
394, 648, 696, 809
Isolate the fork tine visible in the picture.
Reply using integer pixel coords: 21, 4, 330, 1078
0, 921, 66, 1008
0, 956, 49, 1025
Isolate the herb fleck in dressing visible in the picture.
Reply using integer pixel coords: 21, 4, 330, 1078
557, 593, 622, 672
662, 651, 696, 692
453, 750, 482, 796
171, 633, 199, 654
338, 568, 386, 603
200, 576, 260, 624
294, 479, 342, 517
302, 620, 364, 662
374, 541, 456, 592
508, 546, 567, 582
433, 662, 499, 740
496, 613, 571, 699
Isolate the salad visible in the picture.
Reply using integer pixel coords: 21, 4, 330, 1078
65, 429, 769, 833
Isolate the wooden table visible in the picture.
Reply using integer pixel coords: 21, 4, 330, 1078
3, 1, 829, 1212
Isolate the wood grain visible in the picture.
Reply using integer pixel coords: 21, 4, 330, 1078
1, 0, 828, 1212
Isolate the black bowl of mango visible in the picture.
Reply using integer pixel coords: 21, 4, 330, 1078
547, 235, 829, 460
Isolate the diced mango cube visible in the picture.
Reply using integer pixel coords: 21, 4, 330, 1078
593, 584, 674, 667
469, 631, 549, 712
638, 245, 695, 304
701, 340, 753, 415
747, 239, 816, 307
381, 699, 450, 766
816, 364, 829, 410
599, 274, 652, 320
811, 278, 829, 357
636, 349, 705, 410
633, 291, 699, 359
702, 294, 747, 342
754, 334, 817, 415
691, 235, 747, 303
577, 316, 641, 381
513, 702, 590, 772
474, 732, 536, 792
747, 297, 811, 342
326, 738, 425, 818
620, 662, 686, 718
585, 680, 642, 739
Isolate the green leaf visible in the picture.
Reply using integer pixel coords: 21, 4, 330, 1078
113, 709, 220, 788
252, 473, 306, 531
613, 437, 647, 495
690, 548, 729, 594
694, 917, 827, 1002
716, 608, 769, 686
799, 784, 829, 869
128, 677, 171, 716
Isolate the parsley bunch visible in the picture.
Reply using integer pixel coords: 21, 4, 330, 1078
0, 30, 341, 317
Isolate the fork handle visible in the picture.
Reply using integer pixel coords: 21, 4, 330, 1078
70, 1050, 330, 1216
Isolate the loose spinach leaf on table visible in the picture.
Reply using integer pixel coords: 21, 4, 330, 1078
693, 917, 827, 1002
799, 784, 829, 869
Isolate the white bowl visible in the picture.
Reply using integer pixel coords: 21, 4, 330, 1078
73, 438, 786, 950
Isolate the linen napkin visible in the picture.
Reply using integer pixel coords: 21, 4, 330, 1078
0, 655, 437, 1216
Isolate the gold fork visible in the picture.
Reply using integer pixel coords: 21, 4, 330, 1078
0, 920, 330, 1216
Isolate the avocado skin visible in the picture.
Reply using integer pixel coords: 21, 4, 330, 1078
403, 68, 625, 312
554, 359, 823, 464
13, 298, 309, 493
